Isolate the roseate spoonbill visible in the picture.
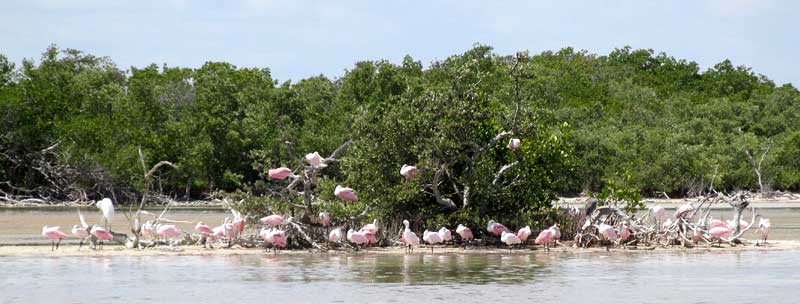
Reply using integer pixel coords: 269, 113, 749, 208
361, 229, 378, 246
319, 212, 331, 227
726, 219, 748, 230
402, 220, 420, 253
456, 224, 473, 242
507, 138, 521, 150
662, 218, 673, 229
691, 226, 702, 244
267, 167, 294, 180
708, 226, 732, 246
260, 215, 285, 226
362, 219, 378, 234
270, 229, 287, 251
500, 231, 522, 251
347, 229, 369, 249
549, 224, 561, 247
423, 230, 443, 252
673, 203, 694, 219
438, 227, 452, 244
757, 218, 771, 245
71, 225, 89, 250
305, 152, 327, 169
400, 165, 418, 180
517, 226, 531, 243
211, 222, 226, 241
534, 229, 553, 251
195, 222, 213, 243
42, 226, 69, 251
619, 224, 631, 244
90, 226, 113, 249
596, 224, 617, 251
329, 228, 343, 243
486, 220, 510, 237
157, 224, 182, 245
709, 219, 726, 228
334, 185, 358, 202
96, 198, 114, 227
650, 205, 666, 230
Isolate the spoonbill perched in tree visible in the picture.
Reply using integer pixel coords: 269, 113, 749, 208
650, 205, 666, 230
96, 198, 114, 227
400, 164, 418, 180
757, 218, 771, 245
517, 226, 531, 244
42, 226, 69, 251
507, 138, 521, 150
619, 224, 631, 245
456, 224, 473, 242
486, 220, 510, 237
319, 211, 331, 227
402, 220, 419, 253
305, 152, 327, 169
673, 203, 694, 219
267, 167, 294, 180
500, 231, 522, 251
260, 215, 285, 226
334, 185, 358, 202
709, 218, 726, 228
423, 230, 443, 252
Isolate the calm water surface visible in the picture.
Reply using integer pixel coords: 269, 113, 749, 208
1, 251, 798, 303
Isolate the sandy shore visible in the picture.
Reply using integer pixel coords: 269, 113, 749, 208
2, 240, 799, 257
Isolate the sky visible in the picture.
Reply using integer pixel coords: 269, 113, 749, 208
1, 0, 798, 85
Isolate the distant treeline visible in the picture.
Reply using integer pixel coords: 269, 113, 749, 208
1, 45, 798, 210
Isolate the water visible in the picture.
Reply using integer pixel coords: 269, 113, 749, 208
0, 251, 797, 303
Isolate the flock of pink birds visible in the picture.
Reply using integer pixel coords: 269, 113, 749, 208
41, 142, 773, 252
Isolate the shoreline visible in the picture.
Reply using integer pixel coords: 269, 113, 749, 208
3, 240, 798, 257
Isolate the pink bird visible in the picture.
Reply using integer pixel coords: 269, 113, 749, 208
596, 224, 617, 251
211, 223, 226, 240
650, 205, 667, 222
334, 185, 358, 202
709, 219, 726, 228
486, 220, 510, 237
709, 226, 732, 245
549, 224, 561, 247
91, 226, 114, 249
517, 226, 532, 243
362, 219, 378, 234
267, 167, 294, 180
271, 230, 287, 249
260, 214, 285, 226
673, 204, 694, 219
195, 222, 213, 236
232, 217, 246, 233
329, 228, 343, 243
157, 224, 182, 244
347, 229, 369, 248
319, 212, 331, 227
456, 224, 473, 242
362, 230, 378, 245
42, 226, 69, 251
507, 138, 521, 150
423, 230, 443, 252
692, 227, 702, 244
402, 220, 420, 253
619, 225, 631, 242
438, 227, 452, 243
305, 152, 327, 169
534, 229, 553, 250
400, 164, 418, 180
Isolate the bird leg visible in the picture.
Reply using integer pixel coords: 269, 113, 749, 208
51, 240, 55, 251
56, 238, 62, 250
78, 238, 83, 251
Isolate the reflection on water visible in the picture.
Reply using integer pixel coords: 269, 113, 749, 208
2, 251, 799, 303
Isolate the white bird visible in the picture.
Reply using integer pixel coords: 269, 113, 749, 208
423, 230, 443, 252
438, 227, 452, 243
96, 198, 115, 226
329, 228, 343, 243
402, 220, 420, 253
500, 231, 522, 251
507, 138, 521, 150
650, 205, 666, 222
516, 225, 532, 243
304, 152, 327, 169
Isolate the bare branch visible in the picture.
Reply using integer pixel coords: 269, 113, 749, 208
492, 161, 520, 185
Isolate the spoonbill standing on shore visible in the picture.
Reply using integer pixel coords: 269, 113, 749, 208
334, 185, 358, 202
517, 226, 532, 244
709, 226, 732, 246
90, 226, 114, 249
305, 152, 327, 169
42, 226, 69, 251
347, 229, 369, 249
400, 165, 418, 180
72, 209, 90, 250
596, 224, 618, 251
267, 167, 294, 180
501, 231, 522, 251
402, 220, 420, 253
195, 222, 213, 247
438, 227, 452, 244
534, 229, 553, 251
456, 224, 473, 243
549, 224, 561, 247
486, 220, 510, 237
96, 198, 114, 227
757, 218, 771, 245
423, 230, 443, 253
329, 228, 343, 243
156, 224, 182, 246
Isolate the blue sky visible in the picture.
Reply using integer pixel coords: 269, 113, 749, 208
1, 0, 798, 85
